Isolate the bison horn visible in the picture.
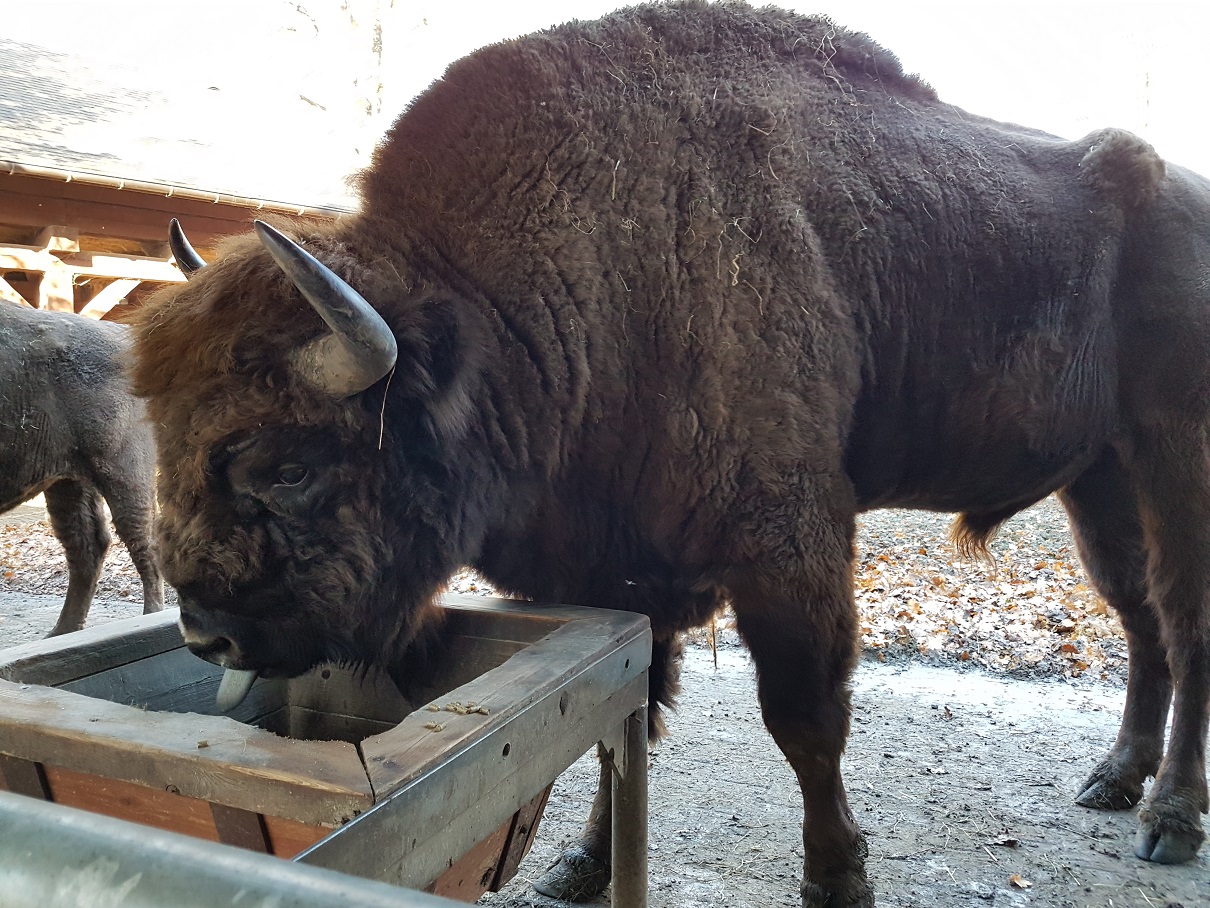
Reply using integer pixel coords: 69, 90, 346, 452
169, 218, 207, 277
253, 220, 398, 399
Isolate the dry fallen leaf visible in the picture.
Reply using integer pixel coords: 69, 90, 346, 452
1009, 873, 1032, 889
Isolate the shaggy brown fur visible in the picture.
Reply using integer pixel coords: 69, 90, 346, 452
133, 3, 1210, 905
2, 303, 164, 635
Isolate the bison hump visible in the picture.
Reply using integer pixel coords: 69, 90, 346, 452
1078, 127, 1166, 209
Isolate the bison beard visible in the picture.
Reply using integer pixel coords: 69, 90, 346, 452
132, 3, 1210, 905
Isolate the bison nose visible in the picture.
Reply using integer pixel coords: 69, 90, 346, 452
184, 630, 238, 664
178, 615, 247, 667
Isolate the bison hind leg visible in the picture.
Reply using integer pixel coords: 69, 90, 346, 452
43, 479, 111, 636
1059, 450, 1172, 813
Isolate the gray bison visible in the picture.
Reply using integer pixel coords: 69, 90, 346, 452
1, 302, 163, 635
131, 3, 1209, 905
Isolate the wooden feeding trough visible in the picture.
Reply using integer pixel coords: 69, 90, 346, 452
0, 595, 651, 905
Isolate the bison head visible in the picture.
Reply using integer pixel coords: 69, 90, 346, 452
134, 220, 486, 685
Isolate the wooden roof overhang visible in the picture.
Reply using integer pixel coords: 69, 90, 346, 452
0, 162, 349, 320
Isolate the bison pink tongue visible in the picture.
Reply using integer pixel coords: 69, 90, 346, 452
216, 668, 258, 711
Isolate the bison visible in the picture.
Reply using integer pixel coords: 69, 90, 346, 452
131, 3, 1209, 905
1, 302, 164, 635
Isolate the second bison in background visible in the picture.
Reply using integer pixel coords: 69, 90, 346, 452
131, 2, 1210, 905
1, 302, 163, 635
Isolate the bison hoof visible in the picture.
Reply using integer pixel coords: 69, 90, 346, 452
801, 876, 874, 908
1134, 806, 1206, 864
533, 844, 611, 902
1075, 767, 1143, 811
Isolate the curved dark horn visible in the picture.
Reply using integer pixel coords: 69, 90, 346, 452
253, 220, 398, 399
169, 218, 207, 277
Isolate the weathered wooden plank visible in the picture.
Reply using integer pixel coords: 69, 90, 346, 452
46, 765, 220, 842
79, 277, 141, 318
0, 680, 374, 825
60, 645, 287, 725
33, 227, 80, 252
304, 671, 648, 890
211, 803, 271, 852
362, 616, 650, 795
285, 665, 413, 726
264, 814, 333, 857
282, 706, 398, 744
0, 274, 31, 305
0, 754, 51, 799
426, 814, 512, 902
492, 784, 552, 891
0, 610, 184, 685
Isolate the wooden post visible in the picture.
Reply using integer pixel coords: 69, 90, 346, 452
36, 265, 75, 311
611, 706, 648, 908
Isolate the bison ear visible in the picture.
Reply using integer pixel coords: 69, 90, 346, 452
399, 296, 483, 442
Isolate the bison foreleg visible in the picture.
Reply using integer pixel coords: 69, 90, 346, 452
729, 555, 873, 908
532, 744, 614, 902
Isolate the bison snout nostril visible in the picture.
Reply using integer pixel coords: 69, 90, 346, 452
185, 633, 236, 663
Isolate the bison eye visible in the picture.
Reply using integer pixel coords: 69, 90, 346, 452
275, 464, 309, 487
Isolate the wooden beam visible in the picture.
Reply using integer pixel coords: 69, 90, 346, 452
35, 226, 79, 253
58, 251, 185, 282
37, 268, 74, 312
0, 245, 53, 271
0, 242, 184, 313
0, 172, 338, 246
0, 275, 32, 306
79, 278, 140, 318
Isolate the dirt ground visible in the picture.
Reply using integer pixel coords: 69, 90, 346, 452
1, 504, 1207, 907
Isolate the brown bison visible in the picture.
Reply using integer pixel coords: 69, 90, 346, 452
131, 2, 1209, 905
1, 302, 164, 635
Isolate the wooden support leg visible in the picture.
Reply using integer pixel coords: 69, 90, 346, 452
610, 706, 648, 908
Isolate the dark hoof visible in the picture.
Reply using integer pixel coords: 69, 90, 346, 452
1134, 806, 1206, 864
533, 844, 611, 902
801, 877, 874, 908
1075, 768, 1143, 811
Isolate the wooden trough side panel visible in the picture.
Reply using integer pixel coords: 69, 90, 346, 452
0, 679, 374, 826
425, 813, 514, 902
34, 765, 333, 858
363, 615, 650, 794
0, 610, 184, 685
61, 646, 288, 726
45, 765, 221, 843
303, 607, 650, 891
491, 783, 552, 891
424, 783, 553, 903
264, 814, 335, 857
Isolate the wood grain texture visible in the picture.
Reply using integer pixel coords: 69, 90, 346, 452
0, 679, 374, 825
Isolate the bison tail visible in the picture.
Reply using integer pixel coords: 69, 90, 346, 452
948, 508, 1015, 565
648, 635, 685, 741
